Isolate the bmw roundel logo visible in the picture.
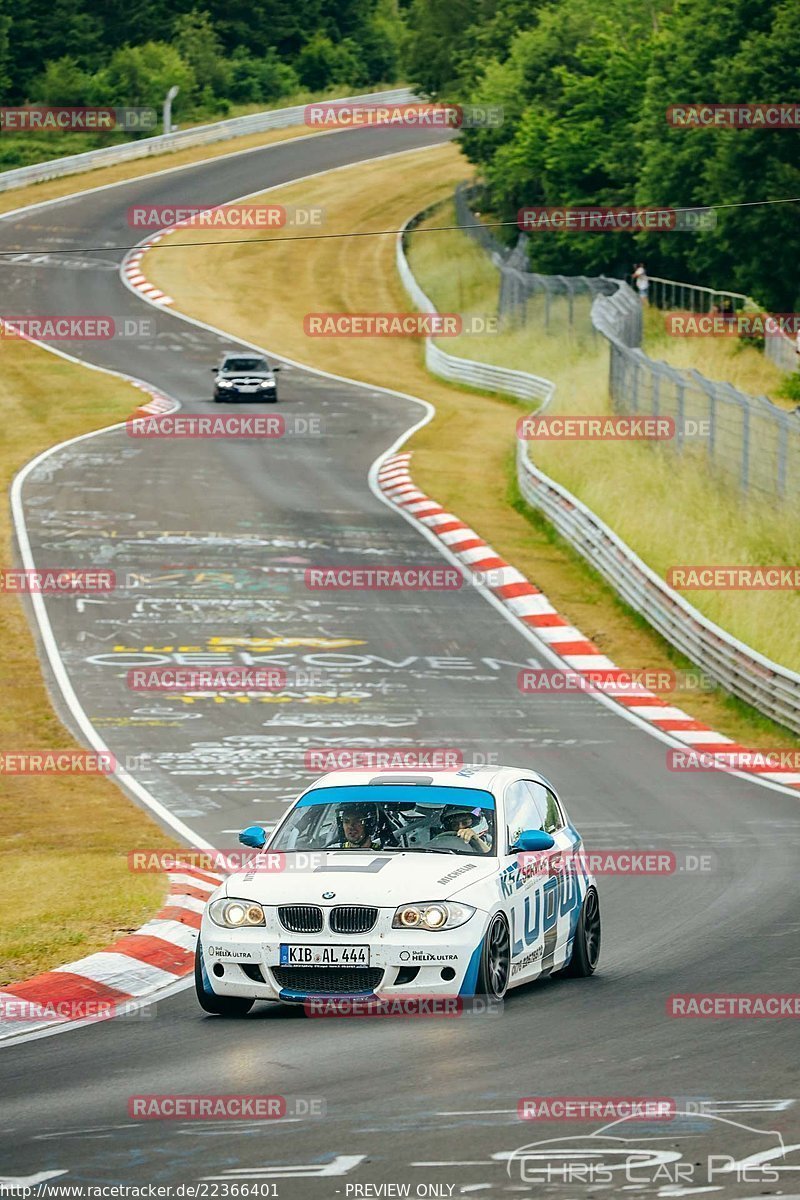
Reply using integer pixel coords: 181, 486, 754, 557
322, 891, 335, 899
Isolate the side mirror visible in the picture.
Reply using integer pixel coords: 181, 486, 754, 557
210, 366, 219, 374
271, 365, 281, 372
239, 825, 267, 849
511, 829, 555, 852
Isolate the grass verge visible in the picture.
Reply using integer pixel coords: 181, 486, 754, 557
641, 305, 794, 409
0, 342, 174, 984
145, 142, 798, 748
408, 200, 800, 673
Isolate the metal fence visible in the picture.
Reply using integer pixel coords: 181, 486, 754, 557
455, 183, 800, 502
398, 198, 800, 734
764, 321, 799, 373
516, 444, 800, 735
594, 288, 800, 501
0, 88, 415, 194
453, 183, 614, 336
397, 209, 554, 406
647, 275, 752, 315
647, 276, 798, 375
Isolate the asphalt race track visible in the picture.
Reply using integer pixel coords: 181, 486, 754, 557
1, 125, 799, 1195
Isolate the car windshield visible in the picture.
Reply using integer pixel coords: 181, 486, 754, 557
271, 785, 496, 856
223, 357, 268, 372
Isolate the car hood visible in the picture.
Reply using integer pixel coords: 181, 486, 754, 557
222, 851, 497, 905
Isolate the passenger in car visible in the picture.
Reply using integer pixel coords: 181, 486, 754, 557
440, 806, 492, 855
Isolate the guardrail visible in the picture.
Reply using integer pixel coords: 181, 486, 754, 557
0, 88, 416, 194
647, 275, 753, 314
398, 200, 800, 734
396, 210, 554, 406
516, 447, 800, 734
764, 320, 799, 373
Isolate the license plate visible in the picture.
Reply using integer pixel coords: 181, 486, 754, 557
280, 944, 370, 966
238, 385, 257, 393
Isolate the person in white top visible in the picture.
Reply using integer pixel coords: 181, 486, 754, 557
632, 262, 649, 303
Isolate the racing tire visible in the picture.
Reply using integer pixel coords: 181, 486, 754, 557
194, 942, 254, 1017
562, 887, 601, 977
477, 914, 510, 1000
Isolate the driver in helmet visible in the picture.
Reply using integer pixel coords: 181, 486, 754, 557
338, 803, 381, 850
440, 806, 492, 855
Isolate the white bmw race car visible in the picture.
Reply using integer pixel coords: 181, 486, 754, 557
195, 766, 600, 1015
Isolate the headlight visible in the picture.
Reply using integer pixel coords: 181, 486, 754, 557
392, 901, 475, 931
208, 897, 265, 928
217, 379, 234, 387
259, 379, 275, 387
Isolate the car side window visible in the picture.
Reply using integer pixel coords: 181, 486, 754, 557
504, 781, 544, 851
525, 781, 564, 833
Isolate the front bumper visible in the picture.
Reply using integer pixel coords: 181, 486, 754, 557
199, 911, 486, 1003
215, 385, 277, 401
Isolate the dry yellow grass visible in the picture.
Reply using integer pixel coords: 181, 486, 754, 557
642, 306, 793, 409
146, 143, 798, 748
0, 341, 173, 983
408, 202, 800, 673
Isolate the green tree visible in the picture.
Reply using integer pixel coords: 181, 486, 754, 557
295, 33, 366, 89
90, 42, 196, 113
228, 47, 299, 102
404, 0, 480, 95
0, 0, 10, 101
353, 0, 404, 84
30, 56, 94, 106
172, 9, 231, 99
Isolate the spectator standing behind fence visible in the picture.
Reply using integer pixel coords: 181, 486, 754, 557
633, 263, 649, 303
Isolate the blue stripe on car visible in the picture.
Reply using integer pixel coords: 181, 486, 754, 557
458, 940, 484, 997
295, 785, 496, 809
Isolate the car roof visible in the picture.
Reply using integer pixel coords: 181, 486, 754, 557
301, 765, 557, 802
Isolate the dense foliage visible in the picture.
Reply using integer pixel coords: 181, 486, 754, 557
0, 0, 405, 166
0, 0, 795, 307
405, 0, 800, 310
